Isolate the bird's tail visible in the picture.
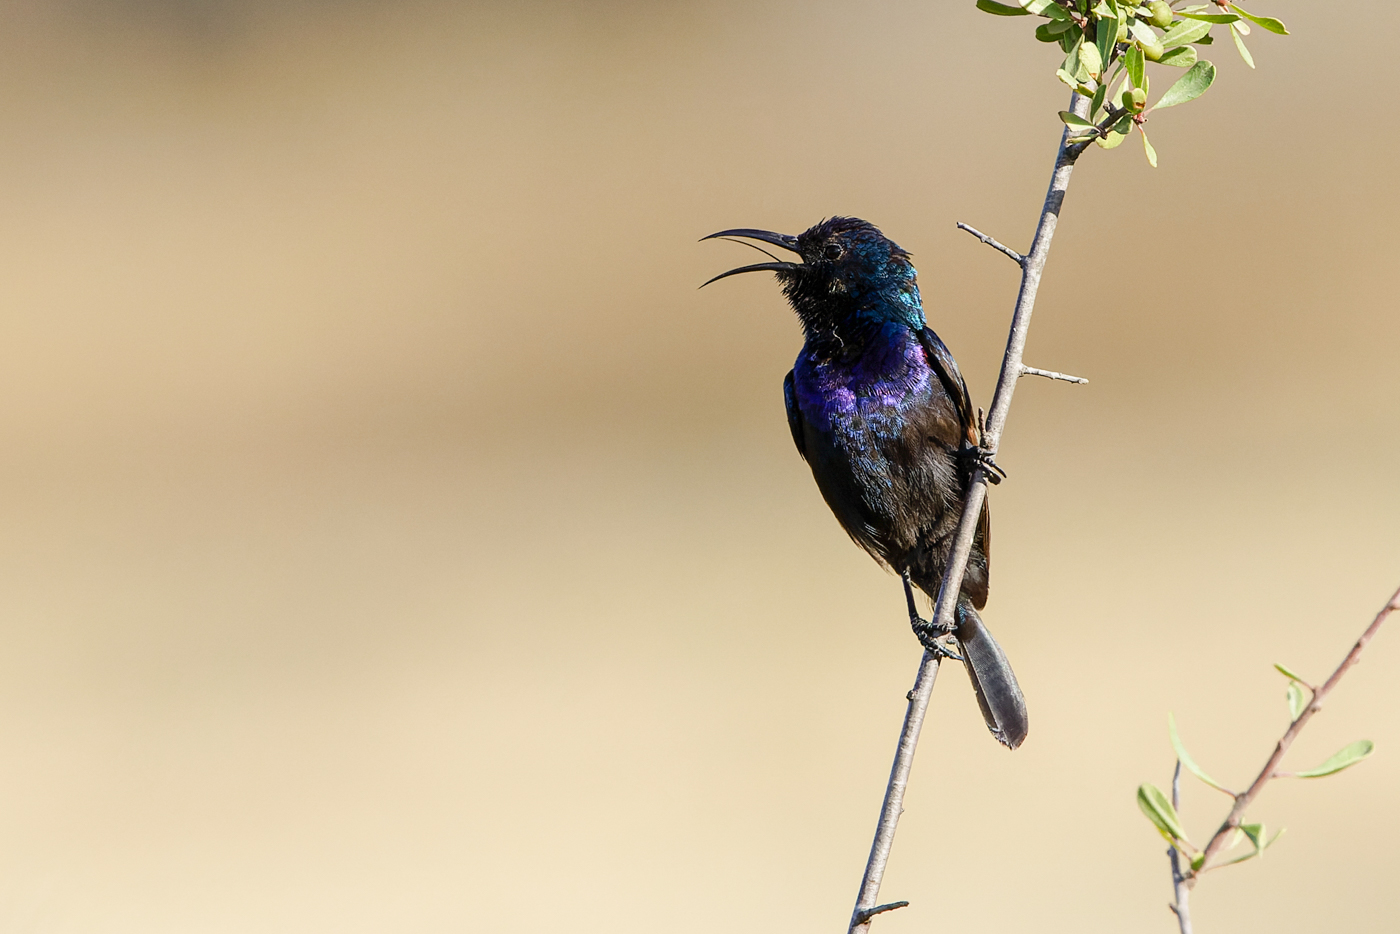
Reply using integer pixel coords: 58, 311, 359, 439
955, 602, 1029, 750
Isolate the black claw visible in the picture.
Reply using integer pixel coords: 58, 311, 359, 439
910, 617, 964, 661
959, 444, 1006, 485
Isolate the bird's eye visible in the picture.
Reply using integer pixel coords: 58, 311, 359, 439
823, 243, 842, 260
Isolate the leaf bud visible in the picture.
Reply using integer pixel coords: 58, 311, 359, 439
1147, 1, 1175, 29
1139, 38, 1166, 61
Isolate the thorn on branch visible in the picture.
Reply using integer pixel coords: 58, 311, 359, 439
955, 222, 1024, 266
854, 901, 910, 925
1020, 365, 1088, 384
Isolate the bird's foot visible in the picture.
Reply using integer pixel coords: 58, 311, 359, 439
959, 445, 1006, 485
910, 615, 963, 661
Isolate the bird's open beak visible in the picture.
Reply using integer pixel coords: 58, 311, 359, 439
700, 228, 804, 288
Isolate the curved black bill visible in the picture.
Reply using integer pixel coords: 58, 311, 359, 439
700, 228, 802, 254
699, 260, 801, 288
700, 227, 804, 288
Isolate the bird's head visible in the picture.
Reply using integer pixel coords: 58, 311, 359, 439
702, 216, 923, 342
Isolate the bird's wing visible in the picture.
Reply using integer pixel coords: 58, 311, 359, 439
916, 327, 979, 448
782, 369, 808, 462
917, 326, 992, 602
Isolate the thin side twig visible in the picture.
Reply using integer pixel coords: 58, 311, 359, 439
1020, 365, 1087, 384
955, 222, 1024, 266
1188, 581, 1400, 881
846, 90, 1092, 934
852, 901, 910, 925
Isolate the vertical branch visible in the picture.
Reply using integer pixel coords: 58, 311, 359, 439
1168, 762, 1194, 934
847, 652, 939, 934
846, 91, 1090, 933
930, 89, 1090, 638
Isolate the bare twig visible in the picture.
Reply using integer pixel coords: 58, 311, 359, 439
853, 901, 910, 925
847, 91, 1092, 934
1168, 761, 1194, 934
1020, 365, 1088, 384
1188, 581, 1400, 881
956, 222, 1025, 266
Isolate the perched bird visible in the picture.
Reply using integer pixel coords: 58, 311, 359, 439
703, 217, 1028, 749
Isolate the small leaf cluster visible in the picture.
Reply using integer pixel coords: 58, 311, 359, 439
1136, 665, 1375, 876
975, 0, 1288, 166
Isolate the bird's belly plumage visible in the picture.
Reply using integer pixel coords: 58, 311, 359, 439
791, 324, 962, 566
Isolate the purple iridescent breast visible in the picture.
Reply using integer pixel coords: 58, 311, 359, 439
792, 323, 933, 436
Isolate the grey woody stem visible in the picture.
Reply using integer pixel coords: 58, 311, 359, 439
1168, 761, 1194, 934
1189, 581, 1400, 881
846, 91, 1091, 934
955, 222, 1024, 266
846, 653, 939, 934
1021, 365, 1088, 384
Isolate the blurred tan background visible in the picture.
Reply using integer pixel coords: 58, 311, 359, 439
0, 0, 1393, 931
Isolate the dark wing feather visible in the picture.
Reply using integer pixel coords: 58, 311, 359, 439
783, 369, 807, 461
916, 327, 978, 448
918, 326, 992, 604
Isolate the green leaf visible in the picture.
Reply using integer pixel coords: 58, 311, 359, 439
1137, 783, 1187, 841
1274, 662, 1305, 681
1169, 714, 1229, 793
1059, 111, 1096, 128
1090, 82, 1108, 117
1140, 126, 1157, 167
977, 0, 1031, 15
1294, 740, 1375, 778
1125, 44, 1145, 87
1020, 0, 1054, 11
1036, 19, 1075, 38
1129, 19, 1160, 46
1080, 39, 1103, 79
1096, 127, 1129, 149
1063, 34, 1083, 77
1218, 827, 1284, 867
1162, 17, 1212, 47
1107, 69, 1130, 104
1035, 0, 1074, 21
1286, 681, 1306, 721
1096, 16, 1119, 73
1190, 851, 1206, 871
1240, 822, 1266, 857
1153, 60, 1215, 108
1230, 3, 1288, 34
1178, 11, 1241, 23
1230, 24, 1255, 67
1158, 45, 1198, 66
